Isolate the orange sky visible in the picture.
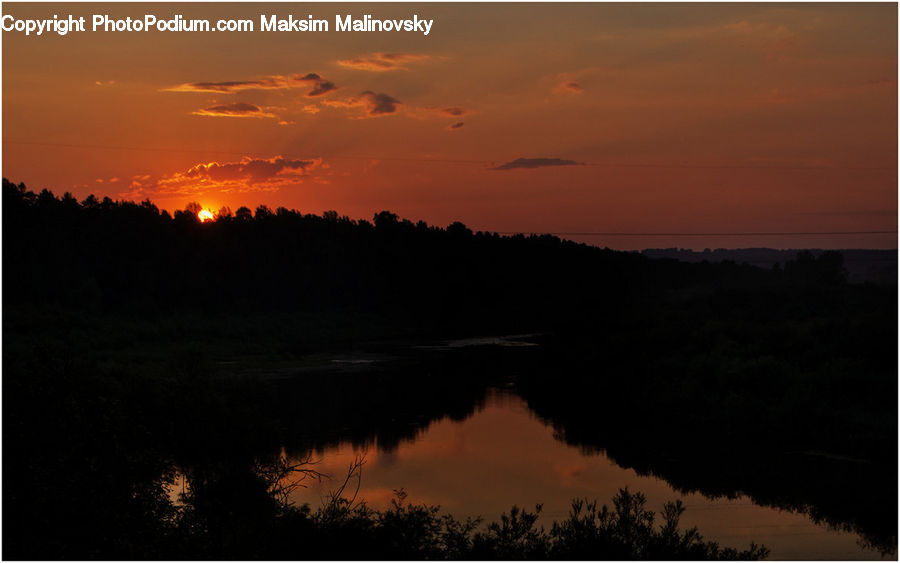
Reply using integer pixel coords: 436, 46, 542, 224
3, 2, 897, 249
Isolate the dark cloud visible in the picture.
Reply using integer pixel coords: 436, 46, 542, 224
191, 102, 275, 118
491, 158, 584, 170
363, 91, 400, 115
323, 91, 402, 118
307, 81, 337, 97
447, 122, 465, 130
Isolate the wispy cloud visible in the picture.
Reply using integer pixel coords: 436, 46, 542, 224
491, 157, 584, 171
554, 81, 584, 94
191, 102, 276, 118
337, 52, 433, 72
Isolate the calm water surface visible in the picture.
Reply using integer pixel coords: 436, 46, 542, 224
280, 390, 886, 560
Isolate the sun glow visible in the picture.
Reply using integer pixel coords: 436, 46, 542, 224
197, 209, 215, 222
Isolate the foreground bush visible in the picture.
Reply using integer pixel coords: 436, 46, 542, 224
304, 487, 769, 560
172, 465, 768, 561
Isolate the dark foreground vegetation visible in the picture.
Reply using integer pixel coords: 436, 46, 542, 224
3, 179, 896, 558
175, 481, 769, 560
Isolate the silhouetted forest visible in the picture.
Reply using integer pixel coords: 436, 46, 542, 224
3, 179, 896, 559
4, 178, 819, 339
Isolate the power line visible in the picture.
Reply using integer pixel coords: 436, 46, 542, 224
496, 231, 897, 237
3, 140, 895, 171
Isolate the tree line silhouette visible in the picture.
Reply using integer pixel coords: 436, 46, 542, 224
4, 178, 856, 334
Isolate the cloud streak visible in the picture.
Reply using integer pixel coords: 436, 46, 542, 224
337, 52, 433, 72
164, 73, 337, 97
491, 158, 584, 170
191, 102, 276, 118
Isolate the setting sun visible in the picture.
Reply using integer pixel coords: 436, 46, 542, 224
197, 209, 214, 222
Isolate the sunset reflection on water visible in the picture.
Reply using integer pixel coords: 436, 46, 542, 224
285, 391, 886, 561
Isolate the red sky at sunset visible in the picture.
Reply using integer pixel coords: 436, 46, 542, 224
3, 2, 897, 249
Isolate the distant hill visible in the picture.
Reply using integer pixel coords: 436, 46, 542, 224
641, 247, 897, 284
